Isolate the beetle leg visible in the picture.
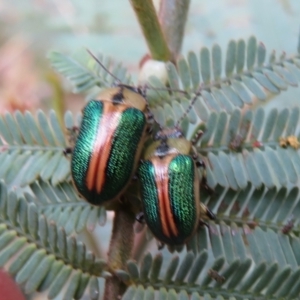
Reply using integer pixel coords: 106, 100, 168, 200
157, 241, 165, 250
144, 109, 154, 135
199, 174, 216, 196
194, 156, 206, 169
146, 126, 153, 135
191, 129, 204, 146
66, 125, 79, 134
200, 202, 216, 220
63, 147, 73, 156
146, 109, 155, 124
66, 126, 79, 145
192, 153, 214, 194
199, 220, 209, 228
192, 152, 206, 169
136, 212, 145, 223
138, 85, 148, 98
206, 207, 216, 220
192, 152, 215, 197
64, 126, 79, 156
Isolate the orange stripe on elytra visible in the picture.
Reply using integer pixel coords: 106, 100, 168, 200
153, 156, 178, 238
86, 102, 126, 193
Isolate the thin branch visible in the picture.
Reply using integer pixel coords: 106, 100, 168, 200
130, 0, 171, 61
158, 0, 191, 60
103, 207, 135, 300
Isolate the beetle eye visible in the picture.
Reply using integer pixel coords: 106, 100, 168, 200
112, 91, 124, 103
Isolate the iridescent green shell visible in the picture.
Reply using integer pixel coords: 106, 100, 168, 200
138, 154, 199, 245
71, 97, 147, 205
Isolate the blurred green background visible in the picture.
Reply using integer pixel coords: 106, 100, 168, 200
1, 0, 300, 115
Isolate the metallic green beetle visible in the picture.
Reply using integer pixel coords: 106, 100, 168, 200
65, 50, 156, 206
138, 127, 215, 245
70, 85, 152, 206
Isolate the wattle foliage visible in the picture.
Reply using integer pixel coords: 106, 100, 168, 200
0, 34, 299, 299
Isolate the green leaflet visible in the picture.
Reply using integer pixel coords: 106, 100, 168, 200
0, 181, 107, 299
49, 36, 300, 126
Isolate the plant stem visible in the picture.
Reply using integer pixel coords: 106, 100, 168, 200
158, 0, 191, 60
46, 70, 65, 127
130, 0, 171, 61
103, 208, 135, 300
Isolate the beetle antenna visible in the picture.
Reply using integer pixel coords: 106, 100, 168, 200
141, 83, 188, 95
86, 48, 121, 84
87, 48, 188, 97
174, 89, 201, 128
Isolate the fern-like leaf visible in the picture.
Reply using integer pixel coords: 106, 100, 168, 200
48, 49, 131, 93
48, 35, 300, 130
121, 241, 300, 299
27, 180, 106, 234
154, 35, 300, 128
0, 181, 109, 299
0, 110, 67, 188
195, 107, 300, 191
